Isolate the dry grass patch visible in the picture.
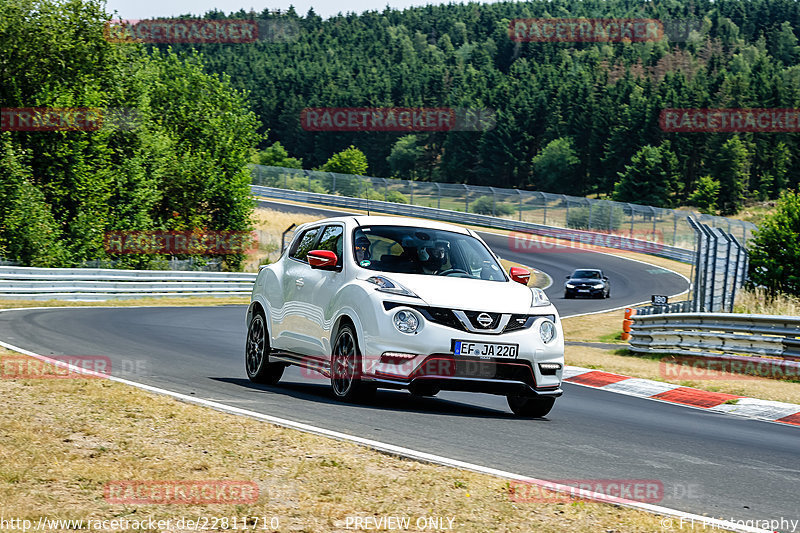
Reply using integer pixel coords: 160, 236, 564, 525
0, 346, 673, 532
734, 287, 800, 315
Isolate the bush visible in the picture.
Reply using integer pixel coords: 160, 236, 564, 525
748, 191, 800, 296
386, 190, 409, 204
566, 203, 624, 231
470, 195, 516, 216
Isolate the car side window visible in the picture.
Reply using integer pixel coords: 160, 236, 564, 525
316, 225, 344, 266
289, 227, 320, 263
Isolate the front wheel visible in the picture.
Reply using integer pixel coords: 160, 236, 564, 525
330, 324, 375, 402
245, 312, 284, 384
507, 395, 555, 418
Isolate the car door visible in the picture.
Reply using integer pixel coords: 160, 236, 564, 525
292, 224, 346, 359
276, 225, 322, 354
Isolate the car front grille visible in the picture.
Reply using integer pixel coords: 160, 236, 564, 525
383, 302, 554, 335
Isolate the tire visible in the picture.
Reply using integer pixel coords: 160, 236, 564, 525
564, 292, 572, 299
506, 395, 556, 418
330, 324, 375, 402
605, 289, 611, 299
409, 382, 440, 397
245, 311, 285, 384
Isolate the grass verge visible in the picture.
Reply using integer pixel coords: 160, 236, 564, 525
0, 345, 671, 532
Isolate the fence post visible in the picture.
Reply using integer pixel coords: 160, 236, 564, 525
409, 180, 414, 204
541, 192, 547, 225
383, 178, 388, 201
435, 183, 441, 209
306, 170, 311, 192
673, 213, 678, 247
330, 172, 336, 194
464, 184, 469, 213
517, 190, 523, 221
629, 204, 635, 233
490, 187, 496, 217
587, 201, 593, 231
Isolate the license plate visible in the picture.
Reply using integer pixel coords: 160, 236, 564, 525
453, 341, 518, 358
578, 289, 589, 293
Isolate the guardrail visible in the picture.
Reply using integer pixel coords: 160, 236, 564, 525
0, 266, 256, 301
251, 185, 696, 263
629, 312, 800, 371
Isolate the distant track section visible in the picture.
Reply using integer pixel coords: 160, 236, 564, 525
251, 185, 695, 263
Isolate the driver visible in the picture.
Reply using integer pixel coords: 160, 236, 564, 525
418, 240, 449, 274
354, 235, 372, 264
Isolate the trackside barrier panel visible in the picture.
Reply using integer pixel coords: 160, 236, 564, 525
0, 266, 256, 301
629, 313, 800, 372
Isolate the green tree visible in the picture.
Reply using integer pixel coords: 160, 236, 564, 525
387, 135, 425, 179
320, 145, 368, 175
252, 141, 303, 169
612, 144, 681, 208
748, 191, 800, 296
530, 137, 579, 193
688, 176, 721, 215
713, 137, 751, 215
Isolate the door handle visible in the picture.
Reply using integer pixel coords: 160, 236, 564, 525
295, 278, 304, 287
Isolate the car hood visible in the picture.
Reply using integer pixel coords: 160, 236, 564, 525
567, 277, 603, 283
374, 273, 534, 313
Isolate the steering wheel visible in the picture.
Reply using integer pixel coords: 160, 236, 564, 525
437, 268, 470, 276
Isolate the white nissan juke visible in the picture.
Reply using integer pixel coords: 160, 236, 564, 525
245, 216, 564, 417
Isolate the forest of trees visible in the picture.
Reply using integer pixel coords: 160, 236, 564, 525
0, 0, 259, 268
167, 0, 800, 215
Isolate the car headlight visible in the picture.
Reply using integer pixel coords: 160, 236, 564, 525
366, 276, 419, 298
565, 283, 575, 288
393, 309, 421, 333
530, 287, 550, 307
592, 283, 604, 289
539, 319, 557, 343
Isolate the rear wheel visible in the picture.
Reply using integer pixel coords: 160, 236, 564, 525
507, 395, 555, 418
246, 312, 284, 384
330, 324, 375, 402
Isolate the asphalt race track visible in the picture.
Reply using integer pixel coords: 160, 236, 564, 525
1, 201, 798, 530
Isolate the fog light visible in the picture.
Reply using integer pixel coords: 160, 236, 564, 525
539, 362, 562, 375
381, 352, 417, 361
393, 310, 420, 333
539, 320, 556, 343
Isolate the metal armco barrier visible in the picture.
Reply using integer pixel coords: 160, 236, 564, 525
251, 185, 696, 263
629, 312, 800, 370
0, 266, 256, 301
688, 218, 748, 313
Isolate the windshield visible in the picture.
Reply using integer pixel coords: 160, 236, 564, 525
572, 270, 601, 279
353, 226, 507, 281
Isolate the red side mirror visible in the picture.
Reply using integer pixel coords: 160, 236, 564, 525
509, 266, 531, 285
308, 250, 338, 270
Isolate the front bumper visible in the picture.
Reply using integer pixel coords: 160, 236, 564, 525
358, 300, 565, 396
565, 286, 604, 297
